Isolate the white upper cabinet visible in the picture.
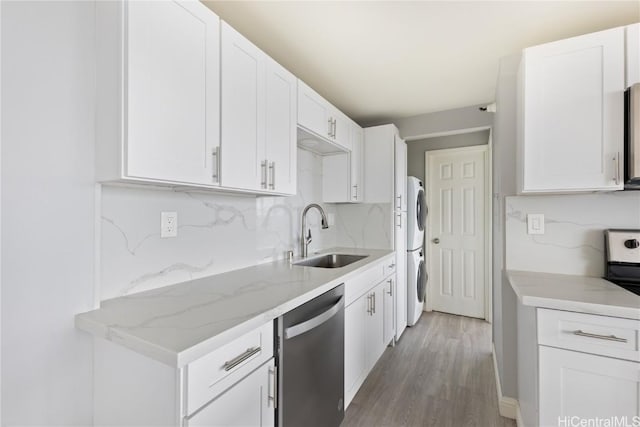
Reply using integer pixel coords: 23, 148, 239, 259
517, 23, 640, 194
394, 136, 407, 211
297, 80, 352, 151
518, 26, 625, 193
627, 23, 640, 88
220, 22, 296, 195
322, 120, 364, 203
96, 0, 220, 186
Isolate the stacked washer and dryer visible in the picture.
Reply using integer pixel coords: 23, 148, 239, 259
406, 176, 427, 326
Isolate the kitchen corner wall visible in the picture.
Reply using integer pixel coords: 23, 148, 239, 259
100, 149, 337, 301
505, 192, 640, 276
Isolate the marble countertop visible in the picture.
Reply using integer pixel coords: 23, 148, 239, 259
76, 247, 394, 367
507, 270, 640, 320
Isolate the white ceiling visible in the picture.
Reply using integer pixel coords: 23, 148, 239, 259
204, 1, 640, 126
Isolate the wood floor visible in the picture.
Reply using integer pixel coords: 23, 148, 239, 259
343, 311, 515, 427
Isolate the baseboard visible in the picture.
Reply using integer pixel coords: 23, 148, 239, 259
492, 344, 518, 421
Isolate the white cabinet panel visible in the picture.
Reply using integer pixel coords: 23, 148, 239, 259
539, 346, 640, 426
96, 0, 220, 186
220, 23, 296, 195
345, 295, 367, 407
265, 60, 297, 195
395, 137, 407, 211
297, 80, 331, 140
365, 283, 386, 373
519, 26, 625, 192
186, 359, 276, 427
395, 213, 407, 340
220, 22, 265, 191
351, 125, 364, 202
382, 276, 396, 349
627, 24, 640, 88
322, 120, 364, 203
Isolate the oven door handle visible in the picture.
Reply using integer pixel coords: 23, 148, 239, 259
284, 296, 344, 340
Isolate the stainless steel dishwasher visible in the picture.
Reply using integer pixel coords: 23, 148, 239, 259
277, 283, 345, 427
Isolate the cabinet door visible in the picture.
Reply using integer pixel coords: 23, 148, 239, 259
345, 296, 367, 407
365, 285, 386, 373
186, 359, 275, 427
394, 137, 407, 211
220, 22, 265, 191
382, 276, 395, 346
322, 153, 351, 202
539, 346, 640, 426
395, 213, 408, 340
265, 59, 297, 195
521, 27, 624, 192
332, 111, 352, 151
351, 125, 364, 202
126, 0, 219, 185
297, 80, 331, 139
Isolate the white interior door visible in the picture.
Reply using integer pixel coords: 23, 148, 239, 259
427, 146, 487, 319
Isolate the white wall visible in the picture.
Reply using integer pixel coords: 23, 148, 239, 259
1, 1, 95, 424
505, 192, 640, 276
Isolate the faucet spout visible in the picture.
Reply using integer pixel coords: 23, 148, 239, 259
301, 203, 329, 258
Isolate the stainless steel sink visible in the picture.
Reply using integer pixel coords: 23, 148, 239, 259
294, 254, 368, 268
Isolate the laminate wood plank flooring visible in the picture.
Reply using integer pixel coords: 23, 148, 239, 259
343, 311, 515, 427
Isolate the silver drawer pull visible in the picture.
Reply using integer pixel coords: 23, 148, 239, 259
223, 346, 261, 371
573, 330, 627, 343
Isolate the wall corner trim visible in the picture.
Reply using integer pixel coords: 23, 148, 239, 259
492, 343, 520, 423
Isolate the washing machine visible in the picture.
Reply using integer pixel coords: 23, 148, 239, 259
407, 248, 426, 326
407, 177, 426, 251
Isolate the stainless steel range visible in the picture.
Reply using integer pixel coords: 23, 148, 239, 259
604, 229, 640, 296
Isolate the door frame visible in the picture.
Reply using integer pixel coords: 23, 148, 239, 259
423, 135, 492, 323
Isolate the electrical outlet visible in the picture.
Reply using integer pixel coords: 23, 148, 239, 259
527, 213, 544, 235
161, 212, 178, 238
327, 213, 336, 227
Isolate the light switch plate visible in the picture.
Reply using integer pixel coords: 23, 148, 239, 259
527, 214, 544, 235
161, 212, 178, 238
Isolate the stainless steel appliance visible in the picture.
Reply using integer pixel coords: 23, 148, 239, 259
277, 284, 345, 427
604, 229, 640, 295
624, 83, 640, 188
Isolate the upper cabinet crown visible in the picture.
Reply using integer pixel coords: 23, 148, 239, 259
517, 26, 625, 193
96, 0, 220, 186
220, 22, 297, 195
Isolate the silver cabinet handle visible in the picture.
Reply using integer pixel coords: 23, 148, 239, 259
432, 238, 440, 244
388, 263, 396, 269
396, 195, 402, 210
352, 184, 358, 200
328, 117, 333, 138
332, 118, 337, 139
373, 292, 376, 314
387, 279, 393, 296
366, 294, 372, 315
224, 346, 261, 371
613, 153, 620, 185
261, 160, 268, 189
573, 330, 627, 343
212, 146, 220, 183
268, 365, 277, 408
396, 213, 402, 228
284, 296, 344, 339
268, 161, 275, 190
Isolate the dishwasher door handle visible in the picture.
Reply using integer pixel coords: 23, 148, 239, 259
284, 296, 344, 340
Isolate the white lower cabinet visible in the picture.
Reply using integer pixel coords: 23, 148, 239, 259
186, 359, 275, 427
539, 346, 640, 426
344, 266, 396, 408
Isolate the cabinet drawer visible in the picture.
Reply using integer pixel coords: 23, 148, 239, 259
345, 261, 385, 306
382, 256, 396, 278
187, 322, 274, 415
538, 308, 640, 361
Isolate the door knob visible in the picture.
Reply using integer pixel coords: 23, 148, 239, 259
432, 238, 440, 244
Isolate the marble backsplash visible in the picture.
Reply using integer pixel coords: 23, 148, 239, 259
505, 192, 640, 277
334, 203, 393, 250
99, 149, 337, 301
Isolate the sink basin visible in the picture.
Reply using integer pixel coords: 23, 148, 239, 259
294, 254, 368, 268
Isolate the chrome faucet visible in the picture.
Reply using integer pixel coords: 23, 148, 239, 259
300, 203, 329, 258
